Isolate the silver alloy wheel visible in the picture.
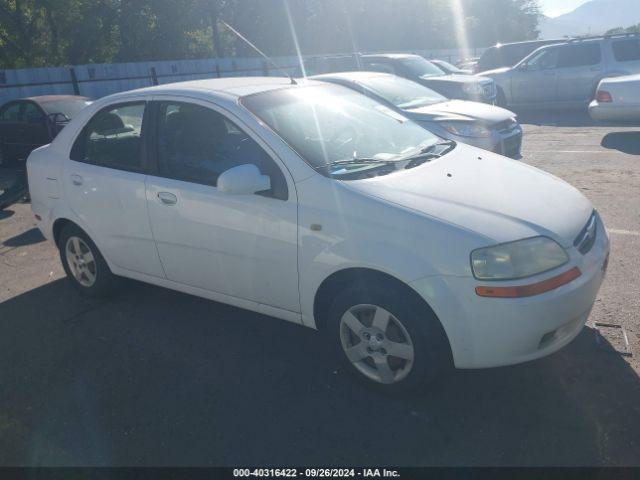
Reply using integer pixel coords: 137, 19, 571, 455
65, 236, 97, 287
339, 304, 415, 384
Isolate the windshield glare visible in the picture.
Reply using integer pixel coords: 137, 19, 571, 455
360, 75, 446, 110
241, 84, 441, 177
42, 99, 92, 119
400, 57, 446, 78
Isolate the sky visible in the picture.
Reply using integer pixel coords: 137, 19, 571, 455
539, 0, 591, 17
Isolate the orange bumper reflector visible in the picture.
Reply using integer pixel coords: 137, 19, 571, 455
475, 267, 582, 298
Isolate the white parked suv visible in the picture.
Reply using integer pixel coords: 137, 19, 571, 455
27, 77, 609, 391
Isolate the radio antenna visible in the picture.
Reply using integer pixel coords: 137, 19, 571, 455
220, 20, 297, 85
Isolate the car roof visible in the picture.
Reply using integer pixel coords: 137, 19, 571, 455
24, 95, 89, 104
120, 77, 312, 99
362, 53, 420, 60
311, 71, 393, 83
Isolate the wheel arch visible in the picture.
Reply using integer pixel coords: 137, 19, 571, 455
315, 268, 449, 342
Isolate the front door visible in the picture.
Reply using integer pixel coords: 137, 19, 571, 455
512, 47, 560, 105
64, 101, 165, 278
144, 99, 300, 313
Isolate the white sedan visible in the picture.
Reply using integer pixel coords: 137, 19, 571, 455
590, 74, 640, 123
27, 77, 609, 392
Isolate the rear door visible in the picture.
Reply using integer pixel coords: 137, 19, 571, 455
64, 100, 165, 278
556, 43, 604, 103
144, 98, 300, 313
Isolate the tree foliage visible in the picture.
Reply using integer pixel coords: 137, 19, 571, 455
606, 24, 640, 35
0, 0, 541, 68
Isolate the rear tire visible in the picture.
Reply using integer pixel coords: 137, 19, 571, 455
326, 283, 452, 393
59, 224, 119, 297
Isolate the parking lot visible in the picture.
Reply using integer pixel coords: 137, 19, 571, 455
0, 110, 639, 466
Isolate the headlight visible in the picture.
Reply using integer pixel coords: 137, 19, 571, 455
442, 121, 492, 138
471, 236, 569, 280
462, 83, 484, 95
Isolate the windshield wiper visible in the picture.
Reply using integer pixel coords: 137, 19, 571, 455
315, 157, 395, 170
399, 139, 457, 168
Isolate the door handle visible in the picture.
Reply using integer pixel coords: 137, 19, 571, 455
157, 191, 177, 205
70, 174, 83, 186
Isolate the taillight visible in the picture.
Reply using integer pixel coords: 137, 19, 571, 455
596, 90, 613, 103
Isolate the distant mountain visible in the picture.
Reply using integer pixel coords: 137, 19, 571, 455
540, 0, 640, 38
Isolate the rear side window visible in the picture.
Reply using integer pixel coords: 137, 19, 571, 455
0, 102, 22, 122
155, 102, 288, 200
612, 39, 640, 62
70, 102, 145, 171
557, 44, 602, 68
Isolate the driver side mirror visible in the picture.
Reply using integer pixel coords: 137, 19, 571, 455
217, 164, 271, 195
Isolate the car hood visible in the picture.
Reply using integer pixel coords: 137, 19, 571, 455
420, 74, 494, 85
403, 100, 515, 124
477, 67, 511, 77
344, 144, 592, 247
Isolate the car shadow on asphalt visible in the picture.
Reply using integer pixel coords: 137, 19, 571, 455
601, 132, 640, 156
2, 227, 45, 248
0, 209, 15, 220
514, 108, 597, 127
1, 279, 639, 466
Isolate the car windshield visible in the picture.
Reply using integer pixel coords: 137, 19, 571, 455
359, 75, 447, 110
41, 99, 92, 120
436, 60, 465, 74
400, 57, 446, 78
241, 84, 443, 179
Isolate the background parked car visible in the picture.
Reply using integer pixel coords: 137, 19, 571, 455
0, 95, 91, 167
312, 72, 522, 158
589, 73, 640, 122
481, 34, 640, 108
0, 95, 91, 210
305, 53, 497, 104
475, 39, 566, 74
429, 59, 473, 75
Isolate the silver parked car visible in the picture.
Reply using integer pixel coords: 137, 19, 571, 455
481, 34, 640, 108
312, 72, 522, 158
305, 53, 497, 104
589, 74, 640, 122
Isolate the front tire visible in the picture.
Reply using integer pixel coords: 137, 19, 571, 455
327, 283, 451, 393
59, 224, 119, 297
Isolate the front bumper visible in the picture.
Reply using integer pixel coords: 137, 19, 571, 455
410, 213, 609, 369
433, 124, 523, 159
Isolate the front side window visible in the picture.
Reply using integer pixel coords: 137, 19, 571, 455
156, 102, 287, 199
23, 103, 45, 124
71, 102, 145, 171
360, 75, 446, 109
557, 44, 602, 68
612, 39, 640, 62
241, 84, 442, 179
523, 48, 559, 70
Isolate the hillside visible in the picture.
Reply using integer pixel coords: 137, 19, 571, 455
540, 0, 640, 38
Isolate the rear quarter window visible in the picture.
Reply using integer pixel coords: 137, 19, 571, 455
612, 39, 640, 62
